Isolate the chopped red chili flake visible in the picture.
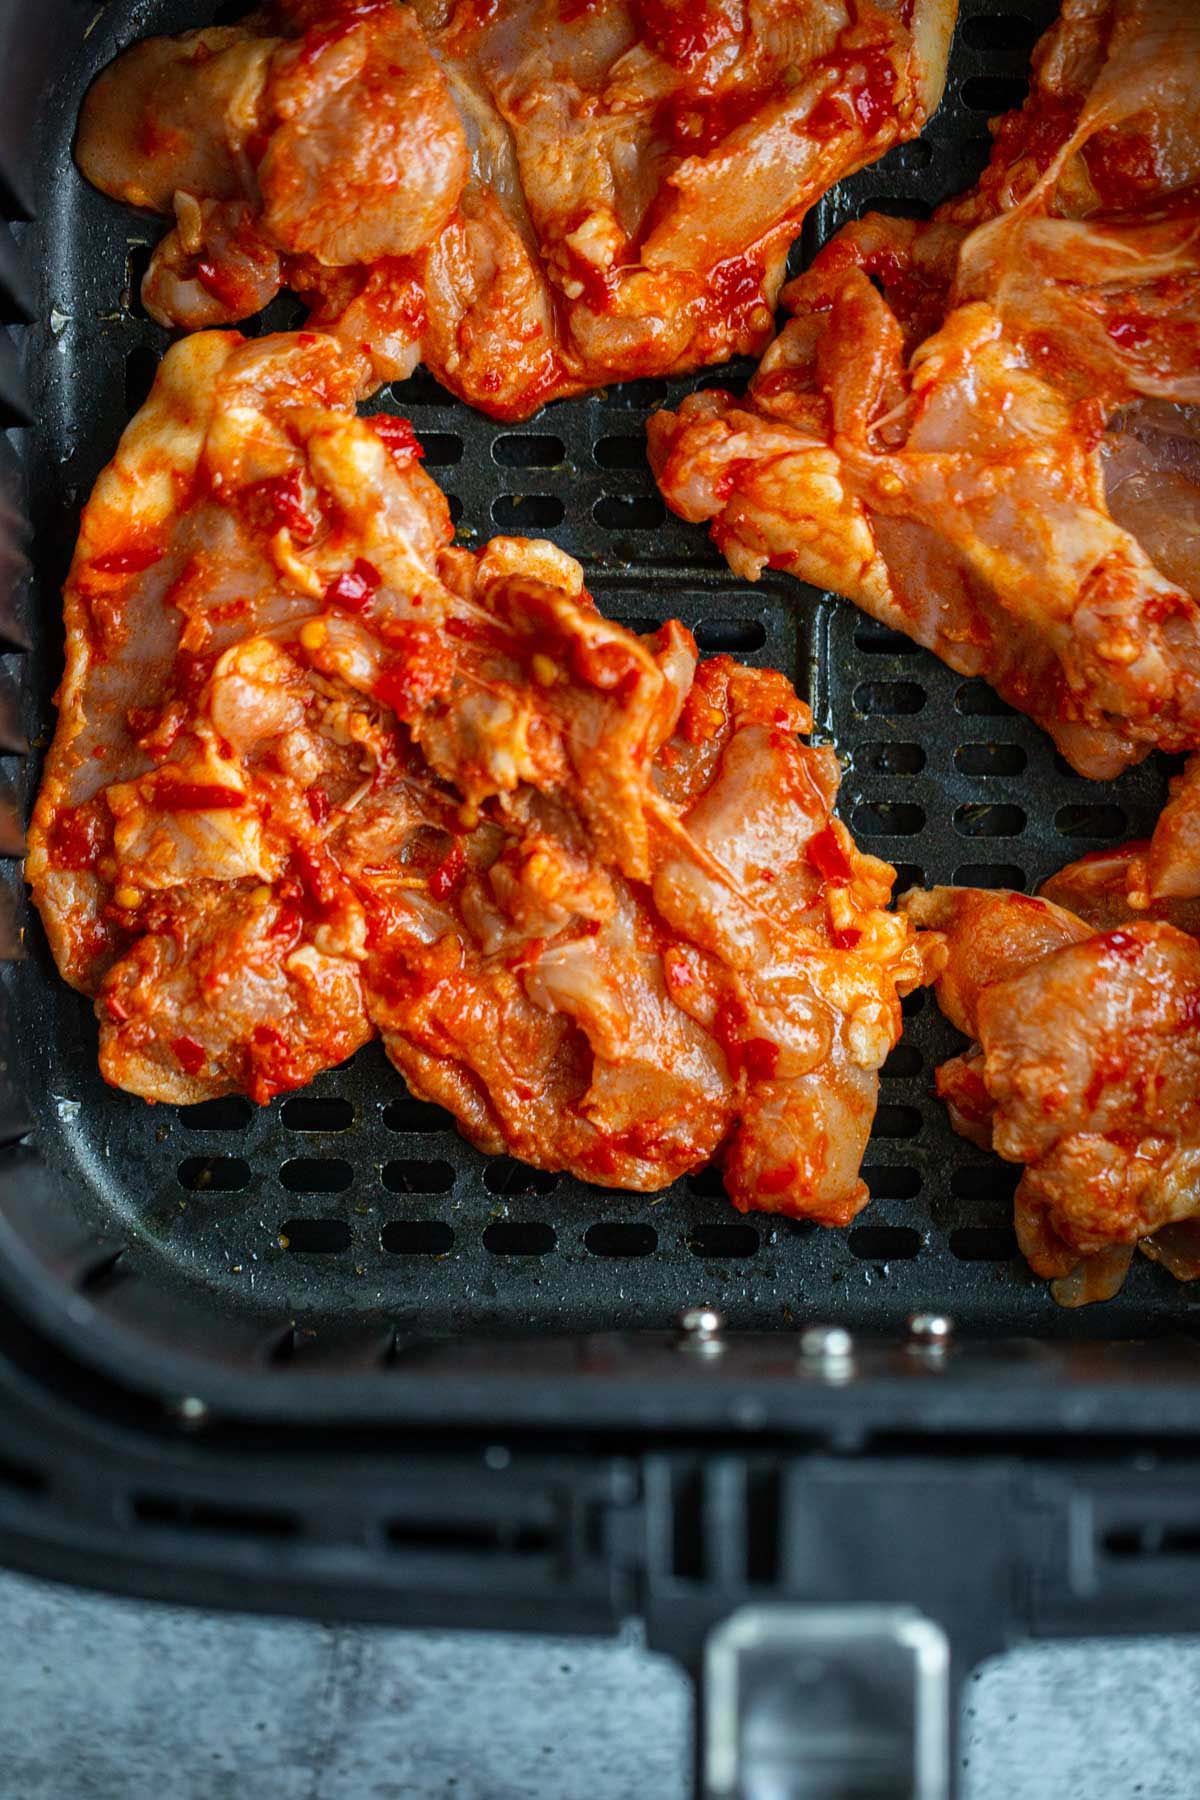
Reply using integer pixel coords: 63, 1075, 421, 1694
830, 924, 862, 950
709, 253, 765, 331
429, 839, 466, 901
807, 824, 853, 883
105, 995, 130, 1023
741, 1038, 780, 1081
92, 542, 164, 575
154, 779, 246, 811
324, 557, 381, 612
50, 803, 107, 871
171, 1035, 207, 1076
248, 468, 315, 541
306, 789, 330, 827
368, 414, 424, 469
373, 625, 452, 720
636, 0, 737, 71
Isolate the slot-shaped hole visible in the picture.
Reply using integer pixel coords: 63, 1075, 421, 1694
882, 1043, 923, 1080
177, 1156, 251, 1192
954, 743, 1028, 778
124, 345, 160, 416
853, 801, 926, 837
482, 1158, 559, 1196
951, 1164, 1021, 1204
849, 1225, 922, 1260
418, 432, 464, 467
694, 618, 767, 652
891, 863, 924, 895
280, 1157, 353, 1194
604, 376, 669, 408
954, 680, 1014, 717
954, 802, 1026, 838
483, 1221, 557, 1256
122, 243, 153, 318
178, 1097, 253, 1131
671, 1468, 705, 1579
594, 434, 646, 470
895, 140, 934, 172
383, 1158, 455, 1193
584, 1221, 657, 1257
864, 1165, 921, 1200
493, 433, 565, 469
397, 370, 449, 406
871, 1104, 922, 1139
381, 1220, 454, 1255
949, 1225, 1020, 1261
594, 495, 666, 529
386, 1515, 552, 1555
492, 494, 564, 529
280, 1096, 354, 1133
1055, 803, 1128, 839
953, 862, 1026, 890
446, 494, 464, 525
615, 614, 666, 636
133, 1495, 297, 1537
855, 742, 926, 776
279, 1217, 351, 1254
1102, 1524, 1200, 1560
856, 195, 932, 221
686, 1166, 727, 1199
960, 74, 1029, 112
962, 13, 1039, 52
383, 1096, 453, 1132
853, 680, 926, 716
746, 1468, 782, 1584
688, 1222, 760, 1258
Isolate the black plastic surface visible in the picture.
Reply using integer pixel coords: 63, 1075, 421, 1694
1, 0, 1194, 1373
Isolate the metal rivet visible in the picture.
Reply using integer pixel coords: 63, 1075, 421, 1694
908, 1312, 954, 1345
799, 1324, 853, 1361
678, 1305, 725, 1353
167, 1395, 210, 1428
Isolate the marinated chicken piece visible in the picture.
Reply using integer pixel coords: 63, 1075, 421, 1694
904, 884, 1200, 1305
1036, 755, 1200, 922
75, 0, 955, 417
28, 329, 931, 1220
650, 0, 1200, 780
1039, 837, 1200, 936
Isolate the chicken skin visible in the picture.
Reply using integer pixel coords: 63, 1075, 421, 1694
649, 0, 1200, 780
27, 329, 931, 1221
904, 883, 1200, 1305
75, 0, 956, 417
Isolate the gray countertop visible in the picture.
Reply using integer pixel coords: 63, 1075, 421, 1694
0, 1569, 1192, 1798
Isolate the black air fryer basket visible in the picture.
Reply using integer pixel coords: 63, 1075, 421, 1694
1, 1, 1199, 1794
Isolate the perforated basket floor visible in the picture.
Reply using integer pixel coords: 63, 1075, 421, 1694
5, 0, 1190, 1340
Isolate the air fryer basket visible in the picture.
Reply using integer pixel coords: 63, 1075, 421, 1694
6, 11, 1200, 1795
1, 0, 1183, 1355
